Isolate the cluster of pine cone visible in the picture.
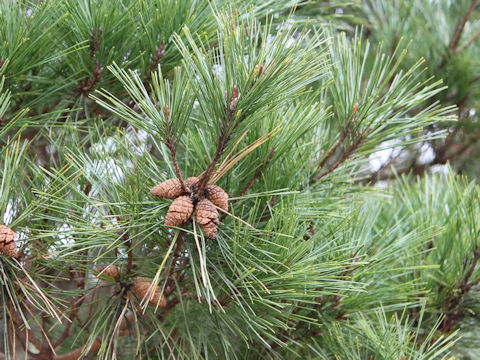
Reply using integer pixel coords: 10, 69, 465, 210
0, 225, 18, 258
150, 177, 228, 239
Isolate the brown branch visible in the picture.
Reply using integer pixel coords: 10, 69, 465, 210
77, 27, 104, 94
459, 28, 480, 51
449, 0, 478, 51
163, 106, 186, 192
126, 238, 134, 275
9, 305, 51, 359
460, 246, 480, 293
440, 246, 480, 332
314, 103, 359, 179
316, 129, 349, 172
78, 60, 104, 93
89, 27, 103, 61
53, 337, 102, 360
315, 131, 369, 181
237, 148, 275, 197
197, 85, 239, 197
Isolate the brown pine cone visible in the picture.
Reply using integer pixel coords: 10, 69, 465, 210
150, 178, 183, 199
165, 195, 194, 227
195, 198, 219, 239
0, 225, 18, 258
184, 177, 199, 191
133, 277, 167, 308
95, 265, 119, 280
205, 185, 228, 212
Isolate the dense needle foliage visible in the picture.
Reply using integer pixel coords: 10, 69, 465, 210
0, 0, 479, 359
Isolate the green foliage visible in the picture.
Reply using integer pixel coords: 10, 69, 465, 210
0, 0, 479, 359
355, 0, 480, 176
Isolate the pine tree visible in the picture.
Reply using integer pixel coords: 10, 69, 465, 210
357, 0, 480, 178
0, 0, 479, 359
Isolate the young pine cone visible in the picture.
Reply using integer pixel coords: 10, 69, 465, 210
95, 265, 119, 280
205, 185, 228, 212
0, 225, 18, 258
165, 195, 194, 227
150, 178, 183, 199
133, 277, 167, 308
184, 177, 199, 191
195, 199, 219, 239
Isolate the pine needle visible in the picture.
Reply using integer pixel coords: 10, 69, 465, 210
209, 126, 281, 184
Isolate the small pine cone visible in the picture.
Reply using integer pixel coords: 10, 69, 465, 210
0, 225, 18, 258
195, 199, 219, 239
205, 185, 228, 212
150, 178, 183, 199
95, 265, 119, 280
133, 277, 167, 308
184, 177, 199, 191
165, 195, 194, 227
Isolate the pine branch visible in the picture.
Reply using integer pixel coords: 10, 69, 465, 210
459, 28, 480, 51
314, 103, 359, 179
78, 27, 104, 94
53, 337, 102, 360
460, 245, 480, 294
197, 85, 239, 197
10, 306, 52, 359
237, 148, 275, 197
314, 129, 370, 181
163, 105, 186, 192
449, 0, 478, 51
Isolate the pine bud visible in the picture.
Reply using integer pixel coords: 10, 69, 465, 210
133, 277, 167, 308
254, 64, 264, 78
95, 265, 119, 280
205, 185, 228, 212
150, 178, 183, 199
0, 225, 18, 258
195, 199, 219, 239
230, 85, 239, 111
165, 196, 194, 227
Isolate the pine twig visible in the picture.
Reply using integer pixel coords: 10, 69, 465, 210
313, 102, 359, 180
449, 0, 478, 51
89, 27, 103, 61
10, 306, 51, 359
459, 28, 480, 51
316, 128, 350, 172
163, 105, 186, 192
440, 245, 480, 332
79, 60, 104, 93
237, 148, 275, 197
460, 246, 480, 294
53, 337, 102, 360
197, 85, 239, 196
78, 27, 104, 93
315, 129, 370, 181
